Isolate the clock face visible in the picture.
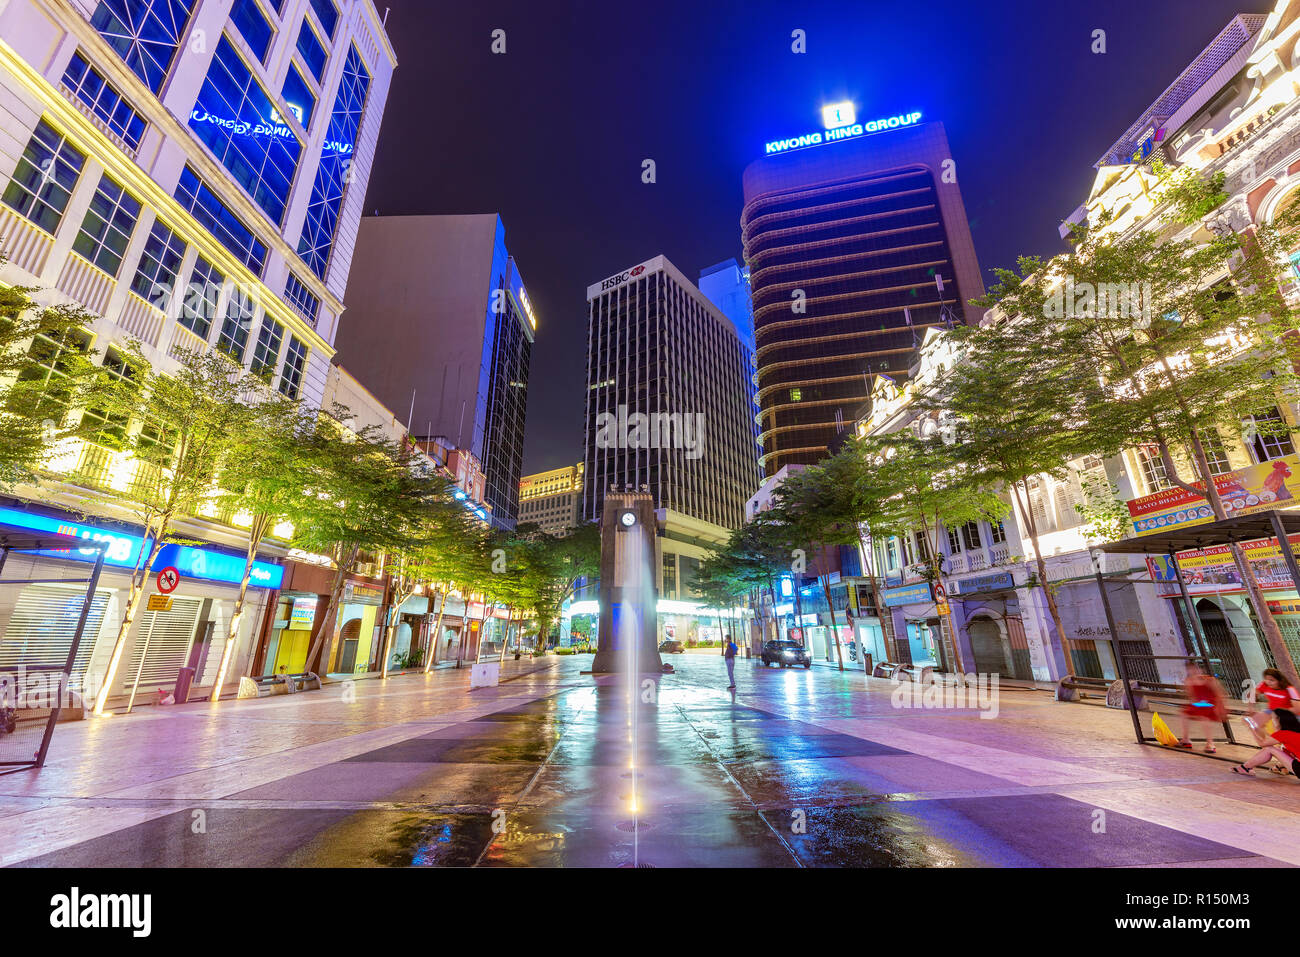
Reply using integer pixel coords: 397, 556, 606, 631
620, 511, 636, 527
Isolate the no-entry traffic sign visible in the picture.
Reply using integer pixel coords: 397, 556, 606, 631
156, 566, 181, 594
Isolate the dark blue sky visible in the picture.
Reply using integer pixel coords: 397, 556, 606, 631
361, 0, 1255, 474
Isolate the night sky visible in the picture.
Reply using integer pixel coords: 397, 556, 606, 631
361, 0, 1254, 474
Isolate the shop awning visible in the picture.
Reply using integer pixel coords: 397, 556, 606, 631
1098, 509, 1300, 554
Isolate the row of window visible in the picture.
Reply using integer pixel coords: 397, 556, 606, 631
1135, 412, 1295, 494
86, 1, 360, 279
2, 124, 308, 398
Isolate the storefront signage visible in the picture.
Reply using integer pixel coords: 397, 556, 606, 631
1126, 453, 1300, 535
152, 544, 283, 590
764, 109, 922, 155
0, 506, 283, 588
883, 582, 932, 607
952, 571, 1015, 596
0, 505, 146, 568
289, 596, 318, 630
1147, 532, 1300, 594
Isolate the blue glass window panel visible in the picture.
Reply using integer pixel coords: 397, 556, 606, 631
309, 0, 337, 39
297, 45, 370, 279
216, 286, 254, 362
279, 335, 307, 398
2, 119, 85, 233
281, 65, 315, 129
62, 52, 147, 150
296, 22, 327, 82
174, 165, 267, 275
230, 0, 274, 62
130, 219, 186, 306
90, 0, 195, 94
283, 272, 320, 325
188, 35, 302, 226
180, 256, 222, 339
72, 174, 141, 276
251, 317, 284, 376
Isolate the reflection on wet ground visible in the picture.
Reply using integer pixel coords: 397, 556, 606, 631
8, 656, 1291, 867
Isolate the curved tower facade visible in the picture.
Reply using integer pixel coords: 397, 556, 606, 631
741, 118, 984, 476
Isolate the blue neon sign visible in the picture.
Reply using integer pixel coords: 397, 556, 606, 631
0, 507, 282, 588
765, 110, 923, 156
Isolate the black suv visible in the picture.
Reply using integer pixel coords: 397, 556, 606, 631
761, 640, 812, 668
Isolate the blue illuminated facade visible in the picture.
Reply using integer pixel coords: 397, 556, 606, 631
90, 0, 195, 94
188, 35, 303, 226
298, 46, 371, 279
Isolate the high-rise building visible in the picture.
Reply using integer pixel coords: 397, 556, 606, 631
335, 214, 534, 529
0, 0, 395, 704
698, 257, 754, 346
742, 106, 984, 476
518, 462, 583, 534
582, 254, 762, 530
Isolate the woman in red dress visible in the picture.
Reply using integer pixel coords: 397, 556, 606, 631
1179, 661, 1227, 753
1234, 707, 1300, 778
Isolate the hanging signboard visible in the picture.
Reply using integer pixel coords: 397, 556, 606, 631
1127, 454, 1300, 536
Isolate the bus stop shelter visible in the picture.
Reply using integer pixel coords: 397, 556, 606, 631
1096, 508, 1300, 751
0, 525, 107, 774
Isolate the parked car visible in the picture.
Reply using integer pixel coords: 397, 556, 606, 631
761, 640, 812, 668
659, 639, 685, 654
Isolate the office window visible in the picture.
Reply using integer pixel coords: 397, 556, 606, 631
281, 65, 315, 128
216, 287, 254, 362
309, 0, 338, 38
15, 320, 93, 425
90, 0, 195, 93
279, 335, 307, 398
61, 52, 147, 150
283, 273, 320, 325
72, 174, 140, 276
962, 521, 982, 549
298, 45, 370, 278
175, 165, 268, 274
1137, 447, 1170, 494
188, 35, 302, 225
296, 22, 327, 82
180, 256, 222, 340
80, 348, 135, 446
989, 520, 1006, 545
2, 120, 85, 233
1248, 408, 1296, 463
946, 526, 962, 553
230, 0, 275, 62
250, 317, 284, 376
130, 219, 186, 307
1199, 429, 1232, 476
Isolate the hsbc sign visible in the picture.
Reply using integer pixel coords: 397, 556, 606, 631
598, 262, 651, 293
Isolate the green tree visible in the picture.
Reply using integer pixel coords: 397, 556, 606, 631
83, 347, 258, 714
979, 202, 1300, 676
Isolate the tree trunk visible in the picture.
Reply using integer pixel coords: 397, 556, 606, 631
303, 544, 357, 676
1013, 479, 1071, 679
93, 527, 167, 715
1181, 434, 1298, 678
822, 572, 844, 672
424, 585, 448, 674
211, 512, 271, 703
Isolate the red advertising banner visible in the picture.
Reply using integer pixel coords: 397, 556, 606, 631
1127, 454, 1300, 535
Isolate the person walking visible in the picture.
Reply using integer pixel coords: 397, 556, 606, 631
1179, 660, 1227, 754
724, 634, 737, 690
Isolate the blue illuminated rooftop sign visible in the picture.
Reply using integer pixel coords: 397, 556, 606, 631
765, 109, 923, 156
0, 506, 283, 589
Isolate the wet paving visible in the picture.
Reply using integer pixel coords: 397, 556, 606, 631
4, 655, 1294, 867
